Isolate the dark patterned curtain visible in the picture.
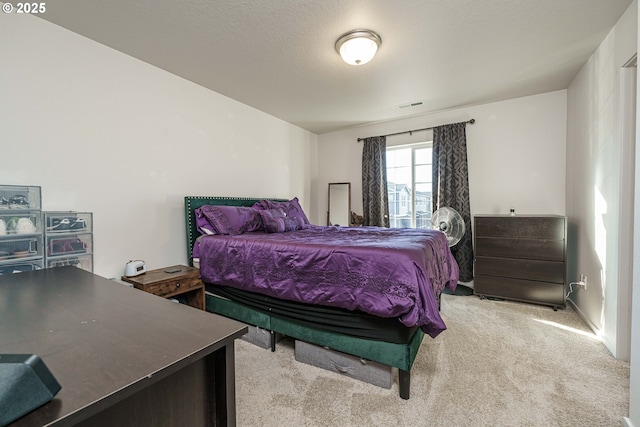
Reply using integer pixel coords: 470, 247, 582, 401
362, 136, 390, 227
432, 122, 473, 282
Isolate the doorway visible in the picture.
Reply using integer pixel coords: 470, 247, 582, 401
618, 55, 636, 362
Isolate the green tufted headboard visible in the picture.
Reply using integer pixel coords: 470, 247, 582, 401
184, 196, 287, 266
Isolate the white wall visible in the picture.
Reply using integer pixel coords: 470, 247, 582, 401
630, 54, 640, 424
0, 12, 316, 279
628, 2, 640, 426
564, 2, 638, 425
316, 91, 567, 226
566, 1, 637, 359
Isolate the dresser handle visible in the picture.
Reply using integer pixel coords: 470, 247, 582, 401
176, 283, 181, 288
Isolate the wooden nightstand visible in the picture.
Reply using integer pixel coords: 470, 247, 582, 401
121, 265, 205, 310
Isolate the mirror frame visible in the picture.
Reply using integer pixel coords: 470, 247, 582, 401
327, 182, 351, 226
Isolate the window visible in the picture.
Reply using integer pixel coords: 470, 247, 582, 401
386, 143, 432, 228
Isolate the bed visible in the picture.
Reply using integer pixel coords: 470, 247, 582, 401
184, 196, 459, 399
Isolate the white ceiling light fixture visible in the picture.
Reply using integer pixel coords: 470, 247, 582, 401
335, 29, 382, 66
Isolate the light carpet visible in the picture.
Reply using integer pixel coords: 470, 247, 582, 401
233, 294, 630, 426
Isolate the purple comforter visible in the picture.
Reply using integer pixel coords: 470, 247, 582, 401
196, 225, 459, 337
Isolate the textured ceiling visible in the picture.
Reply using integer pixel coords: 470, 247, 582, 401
33, 0, 633, 134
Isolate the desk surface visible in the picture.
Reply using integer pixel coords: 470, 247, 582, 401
0, 267, 247, 426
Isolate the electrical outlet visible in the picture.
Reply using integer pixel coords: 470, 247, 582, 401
579, 274, 587, 290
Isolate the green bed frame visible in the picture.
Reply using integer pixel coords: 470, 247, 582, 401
184, 196, 425, 399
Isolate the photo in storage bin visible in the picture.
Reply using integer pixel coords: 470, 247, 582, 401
46, 212, 91, 233
0, 185, 42, 210
47, 255, 92, 271
47, 235, 91, 256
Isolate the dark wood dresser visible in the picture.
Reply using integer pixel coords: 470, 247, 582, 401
473, 215, 566, 310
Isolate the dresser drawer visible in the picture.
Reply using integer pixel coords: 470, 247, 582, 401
143, 276, 202, 298
475, 216, 565, 239
475, 275, 565, 307
475, 256, 565, 283
475, 237, 564, 261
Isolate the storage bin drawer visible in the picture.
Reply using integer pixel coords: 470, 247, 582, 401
47, 254, 93, 271
240, 325, 283, 349
0, 261, 42, 275
0, 213, 41, 235
475, 256, 565, 283
0, 185, 41, 210
0, 237, 41, 261
475, 237, 564, 261
47, 234, 91, 256
294, 340, 393, 389
45, 212, 92, 233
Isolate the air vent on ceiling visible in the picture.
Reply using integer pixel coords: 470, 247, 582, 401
398, 101, 424, 109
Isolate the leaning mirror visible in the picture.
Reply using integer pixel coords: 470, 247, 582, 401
327, 182, 351, 226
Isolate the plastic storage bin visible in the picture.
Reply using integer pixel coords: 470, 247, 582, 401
44, 212, 93, 272
47, 254, 93, 271
45, 212, 92, 234
0, 185, 42, 210
0, 185, 44, 273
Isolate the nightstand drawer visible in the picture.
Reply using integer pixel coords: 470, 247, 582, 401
144, 277, 202, 298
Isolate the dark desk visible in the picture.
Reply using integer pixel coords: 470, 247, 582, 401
1, 267, 247, 426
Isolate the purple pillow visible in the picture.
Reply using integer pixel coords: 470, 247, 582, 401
255, 197, 310, 224
195, 208, 217, 235
265, 217, 305, 233
258, 208, 286, 222
257, 208, 303, 233
196, 205, 264, 235
266, 217, 305, 233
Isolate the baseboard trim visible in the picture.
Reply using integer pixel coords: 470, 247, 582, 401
566, 299, 598, 332
567, 299, 618, 357
568, 302, 630, 426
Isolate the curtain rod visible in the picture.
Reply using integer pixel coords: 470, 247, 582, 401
357, 118, 475, 142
